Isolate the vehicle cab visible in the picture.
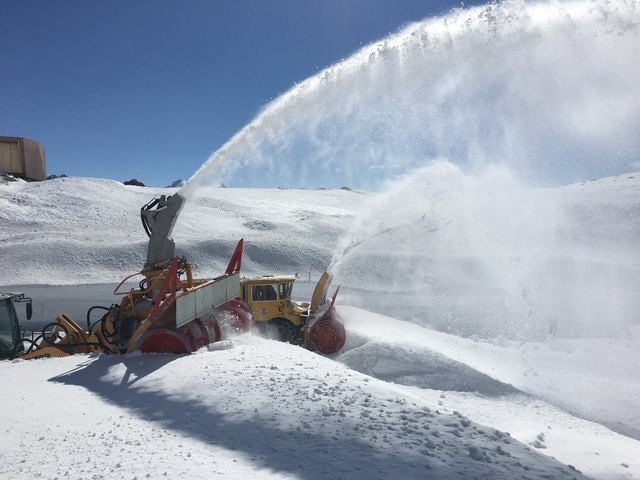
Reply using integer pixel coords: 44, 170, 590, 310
240, 275, 308, 344
0, 292, 32, 359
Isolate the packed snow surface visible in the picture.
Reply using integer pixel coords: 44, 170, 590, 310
1, 337, 596, 480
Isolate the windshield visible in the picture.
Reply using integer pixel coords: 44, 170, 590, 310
0, 299, 20, 357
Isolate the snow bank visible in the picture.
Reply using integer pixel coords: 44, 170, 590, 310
338, 305, 640, 440
1, 335, 588, 480
0, 177, 366, 285
337, 305, 640, 477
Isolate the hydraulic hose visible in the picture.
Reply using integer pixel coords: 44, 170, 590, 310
86, 305, 110, 331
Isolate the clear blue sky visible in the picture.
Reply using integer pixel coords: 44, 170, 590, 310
2, 0, 482, 187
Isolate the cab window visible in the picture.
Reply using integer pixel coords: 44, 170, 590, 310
0, 299, 20, 356
252, 284, 278, 302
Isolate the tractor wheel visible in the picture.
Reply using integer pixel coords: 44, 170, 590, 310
260, 318, 304, 345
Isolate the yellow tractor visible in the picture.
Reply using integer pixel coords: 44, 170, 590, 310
240, 272, 346, 354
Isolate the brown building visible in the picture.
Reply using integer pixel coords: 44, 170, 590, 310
0, 136, 46, 181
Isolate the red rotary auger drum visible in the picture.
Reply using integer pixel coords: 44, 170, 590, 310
130, 238, 254, 355
138, 298, 254, 354
306, 307, 346, 355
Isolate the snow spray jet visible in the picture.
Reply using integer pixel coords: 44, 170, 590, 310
328, 160, 455, 274
330, 161, 640, 340
177, 0, 640, 339
328, 161, 562, 338
180, 0, 640, 196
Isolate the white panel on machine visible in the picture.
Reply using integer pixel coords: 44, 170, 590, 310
176, 273, 240, 328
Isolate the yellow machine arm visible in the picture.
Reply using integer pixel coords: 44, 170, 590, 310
20, 314, 104, 360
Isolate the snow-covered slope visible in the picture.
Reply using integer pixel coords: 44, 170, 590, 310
1, 175, 640, 479
2, 337, 590, 480
338, 305, 640, 475
0, 177, 366, 285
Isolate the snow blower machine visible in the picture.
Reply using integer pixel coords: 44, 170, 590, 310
2, 194, 253, 360
240, 273, 345, 355
1, 192, 346, 360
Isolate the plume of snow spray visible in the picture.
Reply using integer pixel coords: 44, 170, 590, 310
180, 0, 640, 195
179, 0, 640, 340
330, 161, 640, 339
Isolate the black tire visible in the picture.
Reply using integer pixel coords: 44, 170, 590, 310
259, 318, 304, 345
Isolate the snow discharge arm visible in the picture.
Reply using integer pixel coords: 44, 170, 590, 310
141, 193, 185, 270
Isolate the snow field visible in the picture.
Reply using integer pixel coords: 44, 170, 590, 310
1, 334, 588, 480
337, 306, 640, 479
1, 175, 639, 478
